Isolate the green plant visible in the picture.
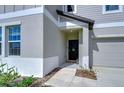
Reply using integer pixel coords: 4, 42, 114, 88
0, 62, 20, 87
16, 75, 34, 87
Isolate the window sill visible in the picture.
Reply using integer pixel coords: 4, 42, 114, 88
0, 56, 20, 59
7, 56, 21, 58
103, 10, 123, 14
68, 11, 77, 14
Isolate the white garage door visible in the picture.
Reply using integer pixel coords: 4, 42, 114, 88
93, 38, 124, 67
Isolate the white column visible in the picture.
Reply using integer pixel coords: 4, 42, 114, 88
82, 27, 90, 69
79, 30, 83, 66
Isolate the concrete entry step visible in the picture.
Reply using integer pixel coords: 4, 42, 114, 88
67, 60, 76, 63
45, 63, 78, 87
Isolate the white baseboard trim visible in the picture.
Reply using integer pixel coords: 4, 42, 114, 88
82, 56, 89, 69
43, 56, 59, 76
0, 56, 59, 77
1, 57, 43, 77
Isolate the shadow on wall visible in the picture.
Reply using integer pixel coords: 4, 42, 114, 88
89, 31, 99, 68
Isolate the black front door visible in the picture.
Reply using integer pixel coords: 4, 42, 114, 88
68, 40, 79, 60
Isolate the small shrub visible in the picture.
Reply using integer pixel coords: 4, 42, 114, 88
0, 62, 35, 87
0, 62, 20, 87
16, 75, 34, 87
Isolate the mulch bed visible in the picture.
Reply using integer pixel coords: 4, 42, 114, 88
29, 67, 61, 87
75, 69, 97, 80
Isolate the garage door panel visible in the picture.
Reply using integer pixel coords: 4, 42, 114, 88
93, 38, 124, 67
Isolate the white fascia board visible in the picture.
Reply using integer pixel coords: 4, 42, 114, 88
0, 6, 43, 20
94, 22, 124, 28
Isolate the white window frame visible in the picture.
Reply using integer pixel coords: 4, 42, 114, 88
7, 25, 21, 57
0, 21, 21, 58
63, 5, 77, 13
102, 5, 123, 14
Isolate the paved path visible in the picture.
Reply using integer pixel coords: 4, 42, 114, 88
45, 63, 124, 87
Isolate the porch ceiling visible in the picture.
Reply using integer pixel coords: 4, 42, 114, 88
61, 28, 82, 32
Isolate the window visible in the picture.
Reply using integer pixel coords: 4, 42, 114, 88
6, 25, 21, 56
106, 5, 119, 11
67, 5, 74, 12
63, 5, 77, 13
103, 5, 123, 14
0, 27, 2, 55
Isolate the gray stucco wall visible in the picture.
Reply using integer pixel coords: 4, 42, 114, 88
43, 14, 66, 65
91, 27, 124, 67
77, 5, 124, 23
45, 5, 63, 20
0, 14, 43, 58
21, 14, 43, 58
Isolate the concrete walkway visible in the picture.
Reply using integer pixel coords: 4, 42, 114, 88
45, 63, 124, 87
